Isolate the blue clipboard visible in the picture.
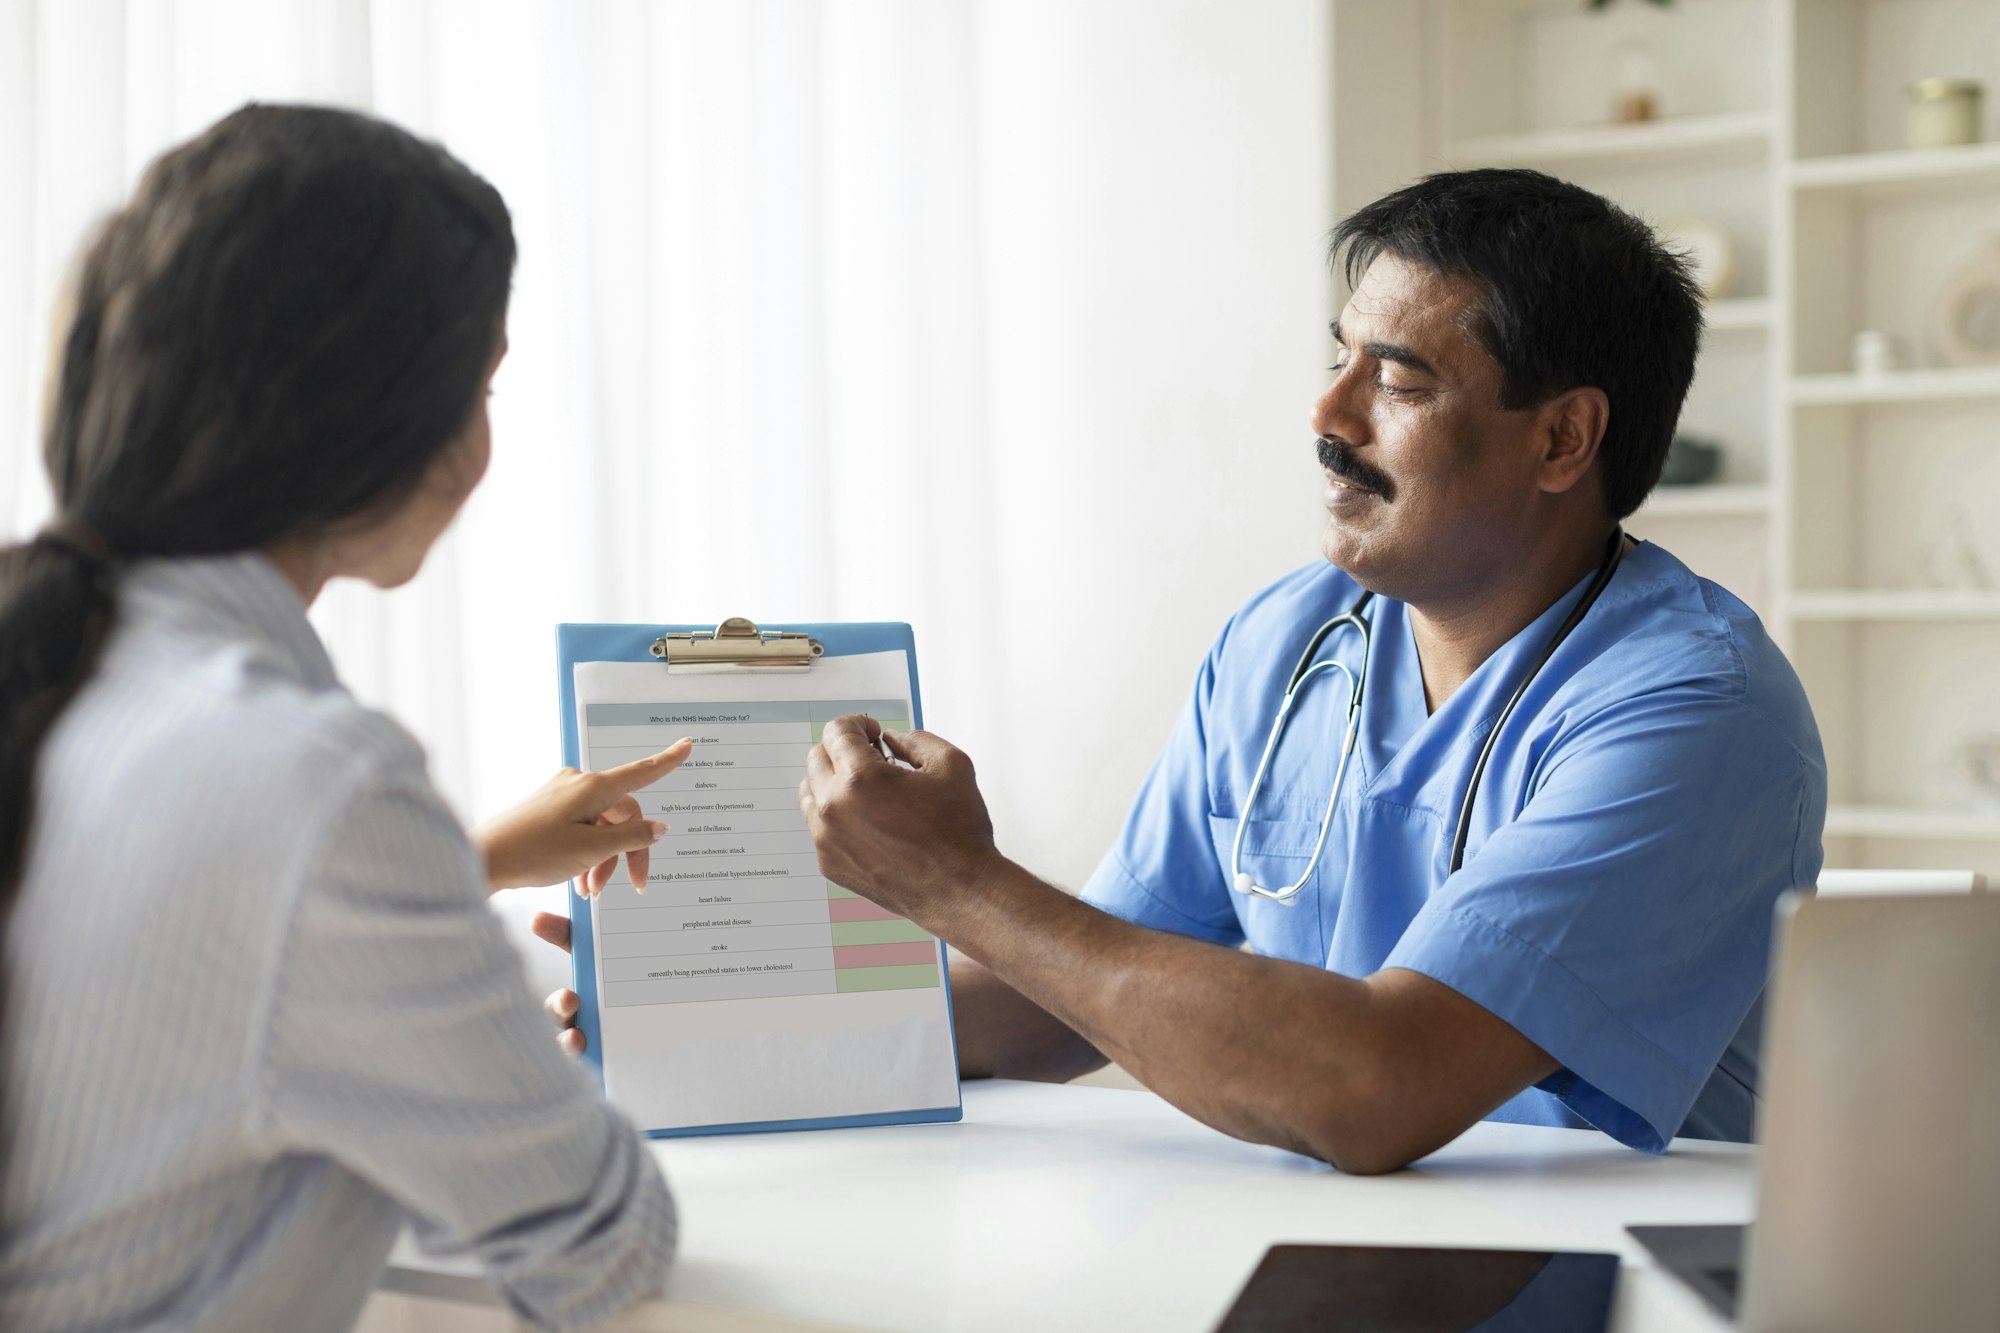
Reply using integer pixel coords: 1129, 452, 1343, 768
555, 620, 962, 1137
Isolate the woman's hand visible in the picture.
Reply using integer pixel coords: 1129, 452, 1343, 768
473, 740, 692, 894
532, 911, 586, 1056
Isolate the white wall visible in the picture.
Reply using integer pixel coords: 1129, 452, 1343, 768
961, 0, 1333, 890
0, 1, 1334, 997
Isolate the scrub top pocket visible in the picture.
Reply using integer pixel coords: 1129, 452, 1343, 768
1206, 811, 1332, 965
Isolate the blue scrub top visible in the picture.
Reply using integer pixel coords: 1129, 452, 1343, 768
1081, 541, 1826, 1152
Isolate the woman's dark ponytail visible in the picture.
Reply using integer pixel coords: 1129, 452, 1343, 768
0, 532, 117, 890
0, 103, 514, 1046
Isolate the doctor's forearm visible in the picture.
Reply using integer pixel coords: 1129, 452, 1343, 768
946, 952, 1109, 1083
930, 859, 1411, 1171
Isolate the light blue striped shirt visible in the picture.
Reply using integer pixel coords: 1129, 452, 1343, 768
0, 553, 675, 1331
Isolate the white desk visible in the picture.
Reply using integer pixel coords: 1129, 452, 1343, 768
377, 1080, 1750, 1332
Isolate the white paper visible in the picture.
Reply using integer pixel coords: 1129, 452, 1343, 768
573, 651, 960, 1130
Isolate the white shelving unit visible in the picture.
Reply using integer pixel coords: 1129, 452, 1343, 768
1790, 366, 2000, 405
1640, 483, 1772, 517
1330, 0, 2000, 877
1790, 591, 2000, 621
1445, 110, 1775, 168
1706, 297, 1776, 332
1827, 805, 2000, 841
1789, 141, 2000, 196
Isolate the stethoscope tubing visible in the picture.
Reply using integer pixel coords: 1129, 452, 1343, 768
1231, 530, 1627, 905
1445, 531, 1628, 873
1230, 656, 1362, 903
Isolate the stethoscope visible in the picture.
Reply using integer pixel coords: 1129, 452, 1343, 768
1231, 528, 1629, 904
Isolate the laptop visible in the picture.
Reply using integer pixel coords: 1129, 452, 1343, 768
1631, 891, 2000, 1332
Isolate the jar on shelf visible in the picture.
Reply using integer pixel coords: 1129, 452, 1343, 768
1609, 38, 1662, 124
1906, 78, 1983, 150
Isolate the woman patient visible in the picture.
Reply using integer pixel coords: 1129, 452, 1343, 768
0, 106, 683, 1330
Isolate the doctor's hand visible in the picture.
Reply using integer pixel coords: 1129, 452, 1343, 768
800, 715, 1004, 922
473, 740, 693, 894
531, 911, 586, 1057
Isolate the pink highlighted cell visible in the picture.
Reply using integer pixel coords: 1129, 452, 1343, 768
827, 896, 901, 923
833, 941, 937, 969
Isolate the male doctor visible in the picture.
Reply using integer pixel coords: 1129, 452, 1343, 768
547, 169, 1828, 1173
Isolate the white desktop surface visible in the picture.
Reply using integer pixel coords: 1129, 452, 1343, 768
383, 1079, 1751, 1332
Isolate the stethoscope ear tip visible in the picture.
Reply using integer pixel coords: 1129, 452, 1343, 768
1234, 872, 1255, 895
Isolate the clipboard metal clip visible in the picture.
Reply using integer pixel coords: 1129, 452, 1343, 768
651, 617, 825, 671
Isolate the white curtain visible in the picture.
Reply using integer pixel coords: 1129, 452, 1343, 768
1, 0, 1330, 991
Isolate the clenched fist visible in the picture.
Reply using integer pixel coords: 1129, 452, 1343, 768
798, 715, 1003, 923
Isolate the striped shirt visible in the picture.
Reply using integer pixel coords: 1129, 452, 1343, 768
0, 553, 675, 1331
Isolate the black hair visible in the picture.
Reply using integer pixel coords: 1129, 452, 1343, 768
1330, 168, 1702, 519
0, 104, 514, 1009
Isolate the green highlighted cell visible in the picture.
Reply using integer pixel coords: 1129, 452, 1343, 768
825, 883, 862, 899
830, 919, 933, 947
835, 962, 941, 993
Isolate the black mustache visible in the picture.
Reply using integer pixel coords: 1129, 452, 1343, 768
1315, 436, 1395, 502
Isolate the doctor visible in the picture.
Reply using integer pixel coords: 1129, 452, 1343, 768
791, 168, 1827, 1174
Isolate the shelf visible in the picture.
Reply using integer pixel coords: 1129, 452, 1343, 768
1790, 592, 2000, 621
1444, 112, 1774, 170
1789, 366, 2000, 406
1637, 484, 1771, 517
1826, 805, 2000, 842
1341, 2, 2000, 878
1790, 142, 2000, 199
1704, 299, 1773, 333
